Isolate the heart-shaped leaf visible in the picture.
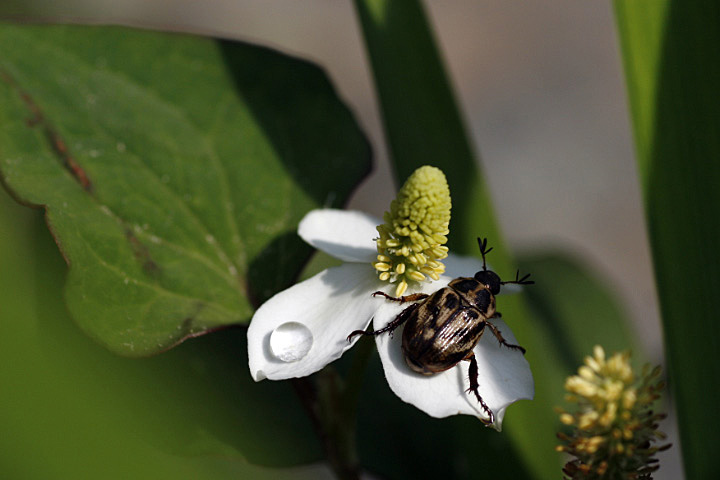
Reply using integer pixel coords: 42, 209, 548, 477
0, 25, 371, 356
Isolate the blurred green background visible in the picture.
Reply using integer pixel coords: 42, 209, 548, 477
0, 193, 333, 479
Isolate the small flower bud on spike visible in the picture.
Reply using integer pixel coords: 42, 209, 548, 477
556, 345, 671, 479
372, 166, 451, 296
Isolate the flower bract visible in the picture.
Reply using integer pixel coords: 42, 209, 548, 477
247, 207, 533, 428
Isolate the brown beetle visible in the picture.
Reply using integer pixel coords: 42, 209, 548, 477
348, 237, 532, 425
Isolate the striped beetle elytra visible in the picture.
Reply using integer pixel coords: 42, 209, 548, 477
348, 238, 533, 425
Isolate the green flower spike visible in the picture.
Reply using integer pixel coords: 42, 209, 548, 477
556, 345, 671, 480
373, 165, 451, 297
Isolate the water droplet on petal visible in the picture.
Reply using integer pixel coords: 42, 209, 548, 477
270, 322, 313, 362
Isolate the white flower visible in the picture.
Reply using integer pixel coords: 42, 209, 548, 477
247, 208, 534, 429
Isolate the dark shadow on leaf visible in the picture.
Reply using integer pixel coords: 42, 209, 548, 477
217, 39, 372, 210
247, 231, 314, 308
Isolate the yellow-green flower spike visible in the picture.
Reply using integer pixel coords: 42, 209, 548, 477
372, 165, 451, 296
556, 345, 671, 479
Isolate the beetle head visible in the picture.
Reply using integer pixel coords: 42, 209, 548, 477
475, 237, 501, 294
474, 269, 501, 295
475, 237, 534, 293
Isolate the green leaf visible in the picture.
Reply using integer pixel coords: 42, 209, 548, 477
0, 25, 370, 356
352, 0, 504, 259
353, 2, 564, 478
0, 191, 325, 476
614, 2, 720, 478
518, 252, 640, 368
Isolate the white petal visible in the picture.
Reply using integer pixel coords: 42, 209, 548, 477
247, 263, 383, 381
443, 252, 485, 279
298, 209, 379, 263
499, 283, 523, 295
443, 253, 524, 295
374, 301, 533, 429
467, 317, 534, 428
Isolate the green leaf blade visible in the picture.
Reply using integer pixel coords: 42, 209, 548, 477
353, 1, 564, 478
519, 252, 640, 368
0, 24, 371, 356
614, 2, 720, 478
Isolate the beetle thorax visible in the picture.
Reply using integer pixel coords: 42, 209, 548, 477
446, 277, 497, 318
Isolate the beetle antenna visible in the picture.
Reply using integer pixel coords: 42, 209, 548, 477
500, 269, 535, 286
476, 237, 493, 271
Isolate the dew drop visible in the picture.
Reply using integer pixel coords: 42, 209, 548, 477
269, 322, 313, 363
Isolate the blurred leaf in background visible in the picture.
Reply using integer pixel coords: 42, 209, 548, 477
353, 1, 644, 478
355, 0, 648, 478
615, 1, 720, 478
0, 24, 370, 356
519, 252, 640, 369
0, 192, 327, 477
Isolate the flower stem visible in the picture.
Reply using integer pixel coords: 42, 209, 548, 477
290, 336, 375, 480
292, 366, 361, 480
342, 335, 375, 412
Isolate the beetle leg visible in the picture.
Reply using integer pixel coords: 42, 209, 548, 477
346, 303, 419, 342
371, 291, 429, 303
465, 353, 495, 425
485, 317, 526, 354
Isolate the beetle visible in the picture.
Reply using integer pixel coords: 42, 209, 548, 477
347, 237, 533, 425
